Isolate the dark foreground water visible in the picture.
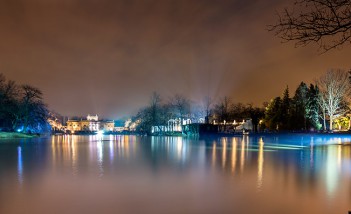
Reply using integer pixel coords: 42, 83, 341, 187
0, 134, 350, 214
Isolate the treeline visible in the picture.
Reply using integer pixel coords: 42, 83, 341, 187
0, 73, 49, 133
132, 92, 265, 135
263, 69, 351, 132
264, 83, 320, 131
133, 69, 351, 134
133, 93, 196, 134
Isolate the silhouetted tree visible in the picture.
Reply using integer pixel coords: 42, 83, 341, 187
18, 85, 49, 133
150, 92, 162, 127
202, 96, 213, 124
243, 104, 265, 133
306, 84, 322, 130
291, 82, 309, 130
231, 102, 246, 121
290, 82, 322, 131
265, 97, 282, 130
270, 0, 351, 51
134, 92, 173, 135
170, 94, 191, 125
0, 76, 19, 129
214, 96, 232, 123
281, 86, 291, 130
0, 73, 49, 133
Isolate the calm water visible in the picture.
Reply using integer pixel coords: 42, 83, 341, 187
0, 134, 350, 214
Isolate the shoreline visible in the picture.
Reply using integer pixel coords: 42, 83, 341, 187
0, 132, 39, 139
56, 131, 351, 137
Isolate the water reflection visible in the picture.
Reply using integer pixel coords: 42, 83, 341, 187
231, 138, 237, 173
13, 135, 351, 189
1, 134, 350, 214
212, 142, 216, 167
200, 135, 351, 200
240, 137, 245, 173
96, 139, 103, 178
222, 138, 227, 169
325, 144, 342, 197
17, 146, 23, 185
109, 135, 114, 163
257, 138, 264, 191
151, 136, 190, 165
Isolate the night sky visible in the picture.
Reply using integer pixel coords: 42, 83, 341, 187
1, 0, 350, 119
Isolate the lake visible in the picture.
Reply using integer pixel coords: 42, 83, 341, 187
0, 134, 350, 214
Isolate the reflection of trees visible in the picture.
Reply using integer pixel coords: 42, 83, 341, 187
51, 135, 142, 176
10, 135, 351, 197
202, 135, 351, 197
0, 138, 49, 186
148, 136, 194, 170
2, 133, 350, 202
268, 140, 351, 196
257, 138, 264, 190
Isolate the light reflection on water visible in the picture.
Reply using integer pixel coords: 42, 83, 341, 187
17, 146, 23, 185
0, 134, 351, 213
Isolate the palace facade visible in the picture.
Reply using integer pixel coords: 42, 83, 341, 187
66, 114, 114, 133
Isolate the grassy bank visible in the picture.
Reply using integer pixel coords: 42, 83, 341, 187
0, 132, 38, 139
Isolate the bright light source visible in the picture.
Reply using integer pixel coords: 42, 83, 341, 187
97, 130, 104, 135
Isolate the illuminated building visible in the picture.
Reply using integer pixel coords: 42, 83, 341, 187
48, 118, 64, 131
151, 118, 193, 134
234, 119, 253, 132
112, 120, 128, 132
102, 121, 115, 132
66, 114, 114, 133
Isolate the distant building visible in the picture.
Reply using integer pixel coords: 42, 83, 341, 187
66, 114, 114, 133
87, 114, 99, 121
151, 118, 193, 134
113, 120, 127, 132
217, 119, 253, 133
48, 117, 64, 132
102, 121, 115, 132
235, 119, 253, 132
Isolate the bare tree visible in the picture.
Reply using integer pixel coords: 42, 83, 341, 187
0, 74, 49, 133
269, 0, 351, 51
170, 94, 191, 125
0, 74, 18, 101
134, 92, 173, 135
316, 69, 351, 131
243, 104, 265, 133
16, 85, 49, 133
214, 96, 232, 123
150, 91, 162, 127
0, 73, 5, 89
0, 74, 20, 130
202, 96, 212, 124
317, 92, 328, 131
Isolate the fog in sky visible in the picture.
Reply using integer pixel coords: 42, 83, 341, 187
1, 0, 350, 119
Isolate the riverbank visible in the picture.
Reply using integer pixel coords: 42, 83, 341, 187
0, 132, 38, 139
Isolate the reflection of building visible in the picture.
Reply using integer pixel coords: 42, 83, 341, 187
66, 115, 114, 133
